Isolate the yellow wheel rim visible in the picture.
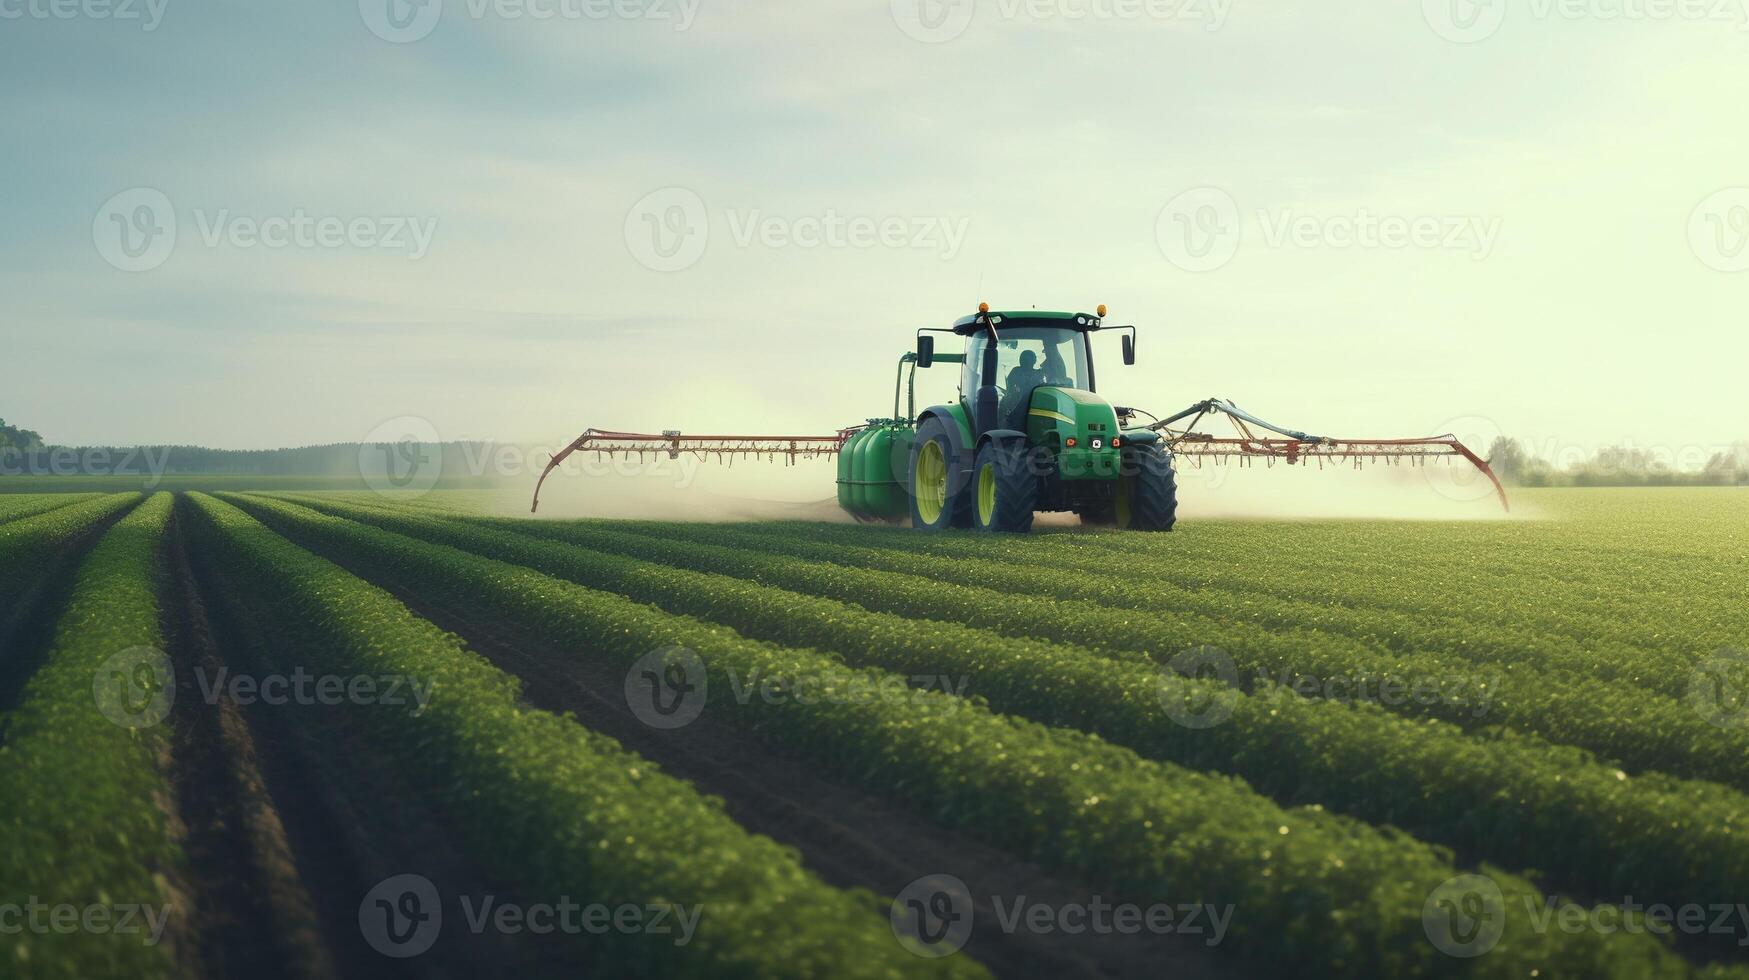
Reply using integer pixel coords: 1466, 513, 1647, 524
1114, 476, 1132, 528
977, 462, 995, 526
916, 440, 947, 524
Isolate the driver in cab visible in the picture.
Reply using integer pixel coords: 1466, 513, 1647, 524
1001, 349, 1045, 426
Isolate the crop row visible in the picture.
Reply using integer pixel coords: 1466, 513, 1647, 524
355, 501, 1749, 794
261, 493, 1749, 918
629, 521, 1721, 710
685, 521, 1712, 700
229, 492, 1718, 979
728, 496, 1740, 663
185, 493, 975, 980
1018, 517, 1744, 659
0, 494, 141, 612
0, 493, 98, 525
1051, 526, 1741, 665
0, 493, 179, 979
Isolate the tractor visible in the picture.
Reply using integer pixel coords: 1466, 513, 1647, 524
891, 304, 1173, 533
532, 305, 1507, 527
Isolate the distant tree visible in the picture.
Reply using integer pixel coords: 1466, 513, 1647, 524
1704, 442, 1749, 486
1485, 436, 1530, 483
0, 418, 44, 451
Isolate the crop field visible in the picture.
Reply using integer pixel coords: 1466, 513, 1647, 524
1, 487, 1746, 979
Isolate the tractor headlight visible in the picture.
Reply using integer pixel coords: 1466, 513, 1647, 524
1065, 437, 1078, 448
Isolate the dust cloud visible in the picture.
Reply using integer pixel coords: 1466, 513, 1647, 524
468, 454, 1525, 523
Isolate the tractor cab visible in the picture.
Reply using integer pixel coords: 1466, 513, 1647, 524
959, 320, 1091, 430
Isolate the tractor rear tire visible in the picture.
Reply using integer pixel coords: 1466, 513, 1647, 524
973, 441, 1038, 533
909, 417, 972, 531
1116, 446, 1178, 532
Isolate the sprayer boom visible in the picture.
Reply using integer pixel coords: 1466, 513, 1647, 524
1145, 398, 1509, 512
531, 427, 850, 512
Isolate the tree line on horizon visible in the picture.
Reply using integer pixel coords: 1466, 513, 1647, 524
1486, 437, 1749, 488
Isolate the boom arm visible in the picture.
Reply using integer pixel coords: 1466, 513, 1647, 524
1142, 398, 1509, 512
531, 427, 851, 513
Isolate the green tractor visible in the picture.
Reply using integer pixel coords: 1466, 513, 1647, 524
837, 305, 1176, 533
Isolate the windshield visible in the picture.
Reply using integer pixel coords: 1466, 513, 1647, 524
963, 325, 1091, 426
965, 326, 1089, 393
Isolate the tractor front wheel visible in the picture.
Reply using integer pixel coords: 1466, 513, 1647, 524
973, 441, 1038, 533
1115, 446, 1178, 532
909, 418, 972, 530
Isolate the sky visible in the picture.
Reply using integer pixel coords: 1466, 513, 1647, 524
3, 0, 1747, 473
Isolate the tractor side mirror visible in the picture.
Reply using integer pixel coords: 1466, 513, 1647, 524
917, 334, 934, 369
1122, 334, 1136, 366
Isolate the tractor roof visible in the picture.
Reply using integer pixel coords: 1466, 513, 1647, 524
950, 310, 1104, 335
